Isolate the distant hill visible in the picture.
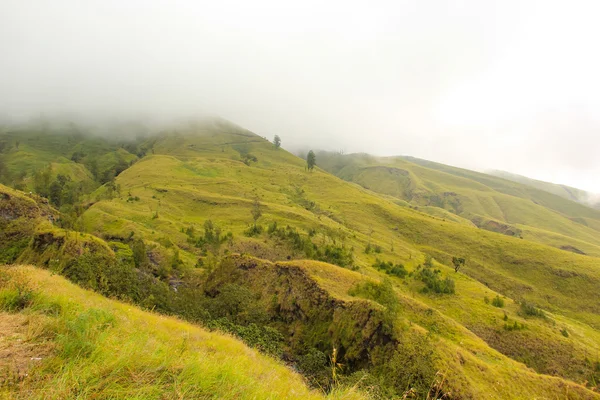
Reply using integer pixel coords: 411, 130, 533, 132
489, 169, 600, 210
318, 152, 600, 257
2, 119, 600, 398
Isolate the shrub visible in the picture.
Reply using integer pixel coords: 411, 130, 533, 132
424, 254, 434, 268
417, 267, 455, 294
348, 279, 398, 314
244, 224, 263, 237
503, 320, 526, 331
268, 225, 354, 269
561, 328, 569, 338
208, 319, 283, 356
191, 220, 232, 249
491, 295, 505, 308
519, 301, 546, 319
373, 259, 407, 278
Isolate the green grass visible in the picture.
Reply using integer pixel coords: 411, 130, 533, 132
2, 119, 600, 397
0, 265, 363, 400
317, 152, 600, 255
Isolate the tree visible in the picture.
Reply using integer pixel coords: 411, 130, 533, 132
251, 197, 263, 228
0, 157, 6, 182
307, 150, 316, 171
132, 238, 148, 268
452, 257, 465, 273
33, 165, 52, 198
274, 135, 281, 149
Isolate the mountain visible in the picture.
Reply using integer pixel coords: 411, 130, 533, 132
1, 119, 600, 398
317, 152, 600, 257
489, 170, 600, 210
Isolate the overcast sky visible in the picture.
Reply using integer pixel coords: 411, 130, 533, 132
1, 0, 599, 193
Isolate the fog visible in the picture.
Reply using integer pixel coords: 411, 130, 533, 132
1, 0, 599, 193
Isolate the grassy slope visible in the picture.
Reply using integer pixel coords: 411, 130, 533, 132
317, 152, 600, 256
0, 265, 362, 400
0, 126, 138, 191
490, 170, 600, 209
75, 123, 600, 392
218, 256, 600, 399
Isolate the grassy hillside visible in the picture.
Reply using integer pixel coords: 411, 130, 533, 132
2, 119, 600, 398
317, 152, 600, 257
490, 170, 600, 210
0, 265, 362, 400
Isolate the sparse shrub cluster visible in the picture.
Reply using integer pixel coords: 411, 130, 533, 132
373, 258, 407, 278
416, 265, 455, 294
491, 295, 505, 308
208, 319, 283, 356
233, 144, 258, 166
503, 320, 526, 331
184, 220, 233, 250
364, 243, 382, 254
244, 224, 264, 236
348, 279, 398, 315
519, 301, 546, 319
267, 222, 355, 269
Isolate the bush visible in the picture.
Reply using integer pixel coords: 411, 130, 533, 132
208, 319, 283, 356
244, 224, 263, 237
348, 279, 398, 314
373, 259, 407, 278
417, 267, 455, 294
192, 220, 232, 248
268, 224, 354, 269
503, 320, 526, 331
519, 301, 546, 319
297, 348, 330, 388
561, 328, 569, 337
491, 295, 505, 308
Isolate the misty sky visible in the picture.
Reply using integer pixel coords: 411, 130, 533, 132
1, 1, 599, 193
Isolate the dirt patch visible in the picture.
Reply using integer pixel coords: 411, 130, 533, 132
0, 313, 53, 385
471, 217, 522, 237
559, 245, 586, 255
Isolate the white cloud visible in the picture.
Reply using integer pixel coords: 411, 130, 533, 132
0, 0, 598, 192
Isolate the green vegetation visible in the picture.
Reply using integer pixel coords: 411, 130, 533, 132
519, 301, 546, 319
317, 151, 600, 257
0, 266, 361, 400
491, 295, 505, 308
2, 118, 600, 398
372, 258, 407, 278
416, 265, 456, 295
307, 150, 316, 171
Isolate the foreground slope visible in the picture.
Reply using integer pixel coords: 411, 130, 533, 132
0, 265, 361, 400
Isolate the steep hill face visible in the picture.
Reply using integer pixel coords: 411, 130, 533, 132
317, 152, 600, 257
2, 120, 600, 398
